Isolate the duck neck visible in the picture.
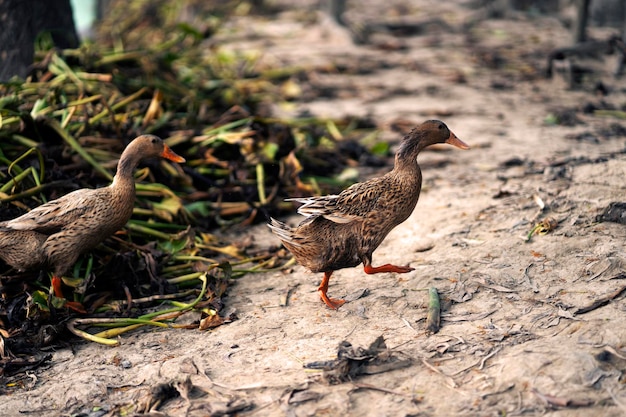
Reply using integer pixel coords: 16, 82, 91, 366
109, 147, 141, 193
393, 153, 420, 173
393, 133, 426, 172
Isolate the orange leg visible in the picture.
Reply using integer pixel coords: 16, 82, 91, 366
363, 263, 414, 274
51, 275, 87, 314
51, 275, 64, 298
318, 271, 345, 310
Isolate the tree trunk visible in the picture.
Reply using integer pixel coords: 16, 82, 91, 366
0, 0, 78, 81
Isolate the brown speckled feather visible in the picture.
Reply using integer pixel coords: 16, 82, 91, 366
268, 120, 469, 309
0, 228, 47, 271
278, 166, 422, 272
0, 135, 185, 278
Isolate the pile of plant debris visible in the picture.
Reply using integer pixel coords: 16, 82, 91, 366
0, 1, 388, 365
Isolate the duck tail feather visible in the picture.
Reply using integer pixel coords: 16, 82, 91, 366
268, 218, 302, 247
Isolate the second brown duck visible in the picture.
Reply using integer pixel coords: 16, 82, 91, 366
269, 120, 469, 310
0, 135, 185, 312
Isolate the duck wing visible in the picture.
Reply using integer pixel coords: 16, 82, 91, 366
2, 188, 102, 234
287, 195, 350, 223
289, 177, 387, 224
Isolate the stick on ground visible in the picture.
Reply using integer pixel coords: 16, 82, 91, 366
426, 287, 441, 334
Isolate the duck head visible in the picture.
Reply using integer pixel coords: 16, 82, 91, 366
397, 120, 469, 161
128, 134, 186, 163
114, 135, 185, 182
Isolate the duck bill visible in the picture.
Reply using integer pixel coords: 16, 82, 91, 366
446, 132, 470, 150
161, 144, 186, 163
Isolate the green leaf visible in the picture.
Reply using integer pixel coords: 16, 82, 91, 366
261, 142, 279, 161
31, 290, 50, 312
184, 201, 213, 217
176, 23, 204, 40
159, 238, 190, 254
370, 141, 390, 156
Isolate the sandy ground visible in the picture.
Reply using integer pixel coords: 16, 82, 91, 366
2, 1, 626, 416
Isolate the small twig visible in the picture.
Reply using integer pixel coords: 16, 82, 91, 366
451, 346, 501, 376
350, 382, 412, 397
442, 309, 496, 322
420, 357, 458, 388
344, 324, 359, 339
523, 263, 540, 293
420, 357, 442, 375
401, 317, 417, 332
279, 284, 299, 307
481, 383, 515, 399
123, 285, 133, 314
106, 289, 197, 307
478, 346, 502, 370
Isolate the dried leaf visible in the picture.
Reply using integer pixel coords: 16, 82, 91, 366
199, 313, 225, 330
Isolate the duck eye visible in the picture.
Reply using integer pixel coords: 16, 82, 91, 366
151, 137, 158, 144
438, 124, 443, 130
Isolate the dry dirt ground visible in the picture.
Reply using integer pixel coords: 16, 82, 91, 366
3, 1, 626, 416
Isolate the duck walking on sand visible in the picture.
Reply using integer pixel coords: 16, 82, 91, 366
0, 135, 185, 312
269, 120, 469, 310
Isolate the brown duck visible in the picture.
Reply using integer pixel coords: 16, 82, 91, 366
269, 120, 469, 310
0, 135, 185, 312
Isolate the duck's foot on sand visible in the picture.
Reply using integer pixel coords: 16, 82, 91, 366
319, 291, 346, 310
317, 271, 346, 310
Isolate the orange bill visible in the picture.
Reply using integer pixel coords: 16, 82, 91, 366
161, 144, 186, 163
446, 132, 470, 150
